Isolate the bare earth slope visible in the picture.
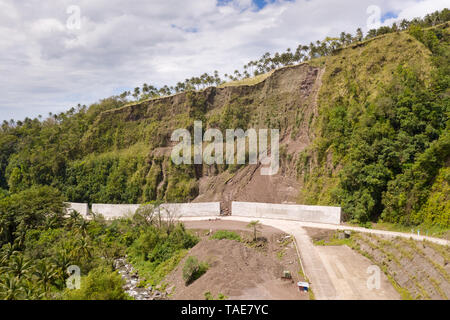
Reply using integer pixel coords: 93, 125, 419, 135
164, 220, 308, 300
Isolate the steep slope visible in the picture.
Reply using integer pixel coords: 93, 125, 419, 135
78, 63, 324, 211
3, 25, 447, 227
70, 26, 448, 226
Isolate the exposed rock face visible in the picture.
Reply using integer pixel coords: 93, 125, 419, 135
84, 63, 325, 207
192, 65, 324, 211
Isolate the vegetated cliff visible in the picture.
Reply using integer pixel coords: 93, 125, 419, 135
79, 62, 324, 214
4, 25, 448, 227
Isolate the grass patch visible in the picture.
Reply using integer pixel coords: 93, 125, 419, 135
210, 230, 241, 242
429, 277, 448, 300
204, 292, 228, 300
313, 231, 353, 246
277, 250, 286, 260
400, 238, 450, 282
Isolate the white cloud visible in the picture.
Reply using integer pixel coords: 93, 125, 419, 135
0, 0, 447, 121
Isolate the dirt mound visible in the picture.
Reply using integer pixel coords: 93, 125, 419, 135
164, 222, 307, 300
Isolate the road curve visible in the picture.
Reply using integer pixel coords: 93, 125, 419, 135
180, 216, 448, 300
180, 216, 449, 246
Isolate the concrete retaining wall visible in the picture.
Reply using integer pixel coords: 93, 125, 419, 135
91, 202, 220, 220
160, 202, 220, 217
65, 202, 89, 218
91, 204, 141, 219
231, 202, 341, 225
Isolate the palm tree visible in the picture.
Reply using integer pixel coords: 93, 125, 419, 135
355, 28, 363, 42
0, 274, 25, 300
0, 243, 18, 266
53, 249, 72, 284
8, 254, 33, 280
22, 280, 37, 300
72, 216, 89, 238
77, 237, 92, 259
34, 260, 58, 293
132, 87, 140, 100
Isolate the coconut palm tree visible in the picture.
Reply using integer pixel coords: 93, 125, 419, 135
246, 220, 262, 242
34, 260, 58, 293
8, 254, 33, 280
77, 237, 92, 259
0, 274, 25, 300
0, 243, 18, 266
53, 249, 72, 285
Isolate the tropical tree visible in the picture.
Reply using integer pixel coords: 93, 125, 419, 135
246, 220, 262, 242
34, 259, 58, 293
0, 274, 25, 300
8, 254, 33, 280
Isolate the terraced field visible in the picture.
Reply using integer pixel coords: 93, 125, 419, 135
351, 232, 450, 300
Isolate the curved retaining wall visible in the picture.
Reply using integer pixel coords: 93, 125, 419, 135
231, 201, 341, 225
91, 202, 221, 220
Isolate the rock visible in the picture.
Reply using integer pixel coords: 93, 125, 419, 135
152, 292, 162, 300
166, 285, 175, 295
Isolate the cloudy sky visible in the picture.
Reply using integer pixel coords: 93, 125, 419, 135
0, 0, 447, 121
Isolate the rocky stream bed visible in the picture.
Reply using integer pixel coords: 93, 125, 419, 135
114, 257, 172, 300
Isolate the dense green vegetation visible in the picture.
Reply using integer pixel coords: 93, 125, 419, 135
0, 14, 448, 228
298, 23, 449, 228
0, 9, 448, 300
127, 220, 199, 286
0, 14, 449, 300
63, 266, 130, 300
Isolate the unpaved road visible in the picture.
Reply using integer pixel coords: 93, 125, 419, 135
181, 217, 449, 245
315, 246, 399, 299
179, 216, 426, 300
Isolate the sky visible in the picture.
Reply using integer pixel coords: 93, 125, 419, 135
0, 0, 448, 121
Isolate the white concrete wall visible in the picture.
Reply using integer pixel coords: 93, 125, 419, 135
160, 202, 220, 217
65, 202, 89, 218
91, 202, 220, 220
231, 202, 341, 225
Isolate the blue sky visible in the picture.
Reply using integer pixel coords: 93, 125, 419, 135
217, 0, 277, 10
382, 11, 399, 22
0, 0, 447, 121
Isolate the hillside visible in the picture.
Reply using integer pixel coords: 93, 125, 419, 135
0, 23, 448, 230
307, 227, 450, 299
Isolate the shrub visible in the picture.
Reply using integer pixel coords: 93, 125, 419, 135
210, 230, 241, 242
204, 291, 228, 300
0, 185, 66, 246
182, 256, 208, 285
